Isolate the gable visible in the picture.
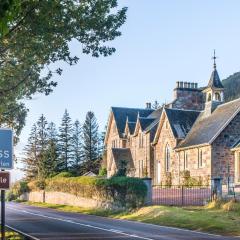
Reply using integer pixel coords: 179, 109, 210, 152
153, 108, 200, 145
176, 98, 240, 150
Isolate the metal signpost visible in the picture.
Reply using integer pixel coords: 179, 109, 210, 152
0, 129, 13, 240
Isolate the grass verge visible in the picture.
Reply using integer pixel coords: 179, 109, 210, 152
23, 200, 240, 236
0, 227, 24, 240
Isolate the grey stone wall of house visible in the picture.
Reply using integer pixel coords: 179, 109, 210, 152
212, 112, 240, 184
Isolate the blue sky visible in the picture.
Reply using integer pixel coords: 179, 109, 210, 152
13, 0, 240, 180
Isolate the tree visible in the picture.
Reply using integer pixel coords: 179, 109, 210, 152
71, 120, 83, 171
58, 110, 73, 171
40, 122, 59, 177
82, 111, 100, 173
0, 1, 127, 138
22, 124, 39, 180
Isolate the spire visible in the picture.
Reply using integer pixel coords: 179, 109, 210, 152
207, 50, 224, 89
213, 49, 217, 70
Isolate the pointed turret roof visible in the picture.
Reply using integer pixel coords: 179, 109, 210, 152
207, 50, 224, 89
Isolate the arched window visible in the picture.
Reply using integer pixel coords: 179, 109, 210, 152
165, 144, 170, 172
207, 93, 212, 102
215, 92, 221, 101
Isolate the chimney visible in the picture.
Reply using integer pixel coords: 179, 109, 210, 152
146, 102, 151, 109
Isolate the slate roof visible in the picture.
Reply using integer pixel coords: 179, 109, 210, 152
176, 98, 240, 149
208, 68, 224, 89
111, 148, 134, 168
165, 108, 200, 139
111, 107, 154, 136
127, 122, 136, 134
144, 107, 163, 133
139, 117, 155, 131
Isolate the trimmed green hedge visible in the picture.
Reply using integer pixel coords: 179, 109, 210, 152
28, 176, 147, 208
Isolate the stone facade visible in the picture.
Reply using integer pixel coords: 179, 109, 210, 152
105, 64, 240, 186
211, 112, 240, 183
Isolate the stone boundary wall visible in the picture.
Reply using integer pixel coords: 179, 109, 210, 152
21, 191, 114, 209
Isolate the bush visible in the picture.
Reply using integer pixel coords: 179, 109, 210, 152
44, 176, 147, 208
53, 172, 75, 178
7, 180, 29, 201
98, 167, 107, 177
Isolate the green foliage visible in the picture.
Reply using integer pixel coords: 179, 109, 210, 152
36, 176, 147, 208
71, 120, 83, 170
53, 172, 75, 178
7, 180, 29, 201
99, 167, 107, 177
82, 111, 100, 174
222, 72, 240, 102
180, 170, 204, 187
0, 0, 127, 138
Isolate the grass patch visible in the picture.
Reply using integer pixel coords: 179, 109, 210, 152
23, 200, 240, 236
0, 228, 24, 240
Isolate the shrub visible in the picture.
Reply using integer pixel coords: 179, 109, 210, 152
98, 167, 107, 177
44, 176, 147, 208
53, 172, 75, 178
7, 180, 29, 201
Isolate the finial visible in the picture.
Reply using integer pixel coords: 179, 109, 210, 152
212, 49, 217, 69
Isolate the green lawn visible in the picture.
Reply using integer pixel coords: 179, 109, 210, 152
24, 200, 240, 237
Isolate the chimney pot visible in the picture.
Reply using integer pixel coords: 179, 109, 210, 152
180, 82, 183, 88
191, 82, 194, 89
184, 82, 188, 88
146, 102, 151, 109
195, 83, 198, 89
176, 81, 179, 88
187, 82, 191, 88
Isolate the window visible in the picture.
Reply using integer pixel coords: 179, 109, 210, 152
207, 93, 212, 101
198, 149, 203, 168
139, 160, 144, 177
139, 134, 144, 148
184, 152, 188, 170
215, 92, 221, 101
165, 144, 170, 172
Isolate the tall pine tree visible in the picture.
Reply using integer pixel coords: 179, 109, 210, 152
58, 110, 73, 171
82, 111, 99, 174
36, 115, 49, 178
71, 120, 83, 171
41, 122, 59, 177
22, 124, 39, 180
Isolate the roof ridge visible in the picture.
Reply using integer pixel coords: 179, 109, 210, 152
165, 107, 202, 112
217, 97, 240, 108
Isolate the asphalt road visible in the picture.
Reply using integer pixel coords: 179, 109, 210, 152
4, 202, 237, 240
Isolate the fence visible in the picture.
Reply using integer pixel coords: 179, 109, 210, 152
152, 185, 211, 206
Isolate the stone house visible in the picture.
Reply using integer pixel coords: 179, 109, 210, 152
104, 60, 240, 185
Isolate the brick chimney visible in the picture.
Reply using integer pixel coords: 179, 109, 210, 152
172, 81, 204, 111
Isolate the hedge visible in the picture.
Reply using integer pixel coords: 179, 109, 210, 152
28, 176, 147, 208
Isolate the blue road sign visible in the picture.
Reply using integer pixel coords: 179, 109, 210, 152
0, 129, 13, 169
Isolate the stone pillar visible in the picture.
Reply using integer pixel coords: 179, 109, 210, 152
142, 178, 152, 205
211, 177, 222, 200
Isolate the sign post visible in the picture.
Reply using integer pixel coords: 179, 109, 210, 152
0, 129, 13, 240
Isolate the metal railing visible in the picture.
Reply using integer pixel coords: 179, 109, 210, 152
152, 185, 211, 206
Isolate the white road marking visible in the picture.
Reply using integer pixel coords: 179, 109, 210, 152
6, 224, 40, 240
7, 206, 154, 240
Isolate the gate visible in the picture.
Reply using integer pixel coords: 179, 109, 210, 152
152, 185, 211, 206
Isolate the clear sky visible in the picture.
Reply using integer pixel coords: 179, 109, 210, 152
12, 0, 240, 180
